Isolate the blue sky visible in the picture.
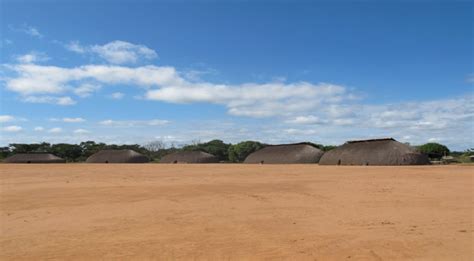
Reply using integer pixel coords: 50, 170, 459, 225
0, 0, 472, 150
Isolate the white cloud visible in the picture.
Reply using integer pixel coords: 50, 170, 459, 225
146, 82, 348, 118
65, 41, 86, 53
5, 64, 179, 95
74, 83, 101, 97
48, 127, 62, 133
0, 115, 14, 123
34, 126, 44, 131
74, 129, 90, 134
63, 117, 85, 123
284, 128, 318, 135
16, 52, 49, 64
10, 24, 43, 38
286, 115, 325, 125
109, 92, 124, 100
1, 125, 23, 132
66, 40, 158, 64
99, 119, 169, 127
22, 96, 76, 105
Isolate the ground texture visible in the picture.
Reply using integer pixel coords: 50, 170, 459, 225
0, 164, 472, 260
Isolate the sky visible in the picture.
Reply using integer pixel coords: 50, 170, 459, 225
0, 0, 472, 150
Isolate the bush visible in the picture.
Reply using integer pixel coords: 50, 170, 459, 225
228, 141, 266, 163
417, 143, 450, 159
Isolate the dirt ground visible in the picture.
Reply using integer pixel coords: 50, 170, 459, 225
0, 164, 472, 260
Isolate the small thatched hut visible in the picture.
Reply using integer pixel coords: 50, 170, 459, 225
319, 138, 430, 165
160, 151, 218, 163
86, 149, 149, 163
3, 153, 66, 163
244, 143, 324, 164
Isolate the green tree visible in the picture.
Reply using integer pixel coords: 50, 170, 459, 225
228, 141, 266, 163
183, 139, 231, 162
322, 145, 337, 151
0, 147, 11, 159
51, 143, 83, 162
79, 141, 106, 160
417, 143, 450, 159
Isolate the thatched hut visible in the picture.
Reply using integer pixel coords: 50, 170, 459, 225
244, 143, 324, 164
319, 138, 430, 165
3, 153, 66, 163
86, 149, 149, 163
160, 151, 218, 163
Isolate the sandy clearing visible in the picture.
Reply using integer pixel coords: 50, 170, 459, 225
0, 164, 472, 260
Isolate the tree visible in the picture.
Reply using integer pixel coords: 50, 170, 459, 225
417, 143, 450, 159
182, 139, 231, 162
228, 141, 266, 163
79, 141, 106, 160
51, 143, 83, 162
322, 145, 337, 151
0, 147, 11, 159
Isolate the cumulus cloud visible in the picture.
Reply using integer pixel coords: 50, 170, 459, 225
22, 96, 76, 105
9, 24, 43, 38
48, 127, 62, 133
63, 117, 85, 123
15, 52, 49, 64
109, 92, 124, 100
74, 129, 90, 134
0, 115, 15, 123
286, 115, 326, 125
4, 64, 179, 95
34, 126, 44, 131
99, 119, 169, 127
1, 125, 23, 132
74, 83, 101, 97
66, 40, 158, 64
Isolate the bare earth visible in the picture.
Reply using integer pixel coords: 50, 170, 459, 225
0, 164, 472, 260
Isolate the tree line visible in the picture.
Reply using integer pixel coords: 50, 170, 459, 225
0, 140, 336, 163
0, 140, 470, 163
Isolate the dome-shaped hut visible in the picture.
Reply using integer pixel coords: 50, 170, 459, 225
244, 143, 324, 164
318, 138, 430, 165
3, 153, 66, 163
160, 151, 218, 163
86, 149, 149, 163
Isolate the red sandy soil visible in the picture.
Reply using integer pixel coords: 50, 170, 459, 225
0, 164, 472, 260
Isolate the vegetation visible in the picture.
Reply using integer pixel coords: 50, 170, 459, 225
416, 142, 450, 159
182, 139, 231, 162
228, 141, 266, 162
2, 140, 469, 163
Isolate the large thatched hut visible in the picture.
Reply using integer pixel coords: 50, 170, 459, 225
160, 151, 218, 163
86, 149, 149, 163
244, 143, 324, 164
319, 138, 430, 165
3, 153, 66, 163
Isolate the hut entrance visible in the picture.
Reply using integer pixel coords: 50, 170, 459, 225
105, 160, 109, 164
337, 160, 341, 165
260, 160, 264, 164
27, 161, 31, 164
173, 160, 178, 164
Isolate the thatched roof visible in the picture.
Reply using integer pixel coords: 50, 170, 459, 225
319, 138, 430, 165
86, 149, 149, 163
3, 153, 66, 163
160, 151, 218, 163
244, 143, 324, 164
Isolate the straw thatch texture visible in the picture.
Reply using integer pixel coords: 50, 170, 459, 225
244, 143, 324, 164
3, 153, 66, 163
319, 138, 430, 165
160, 151, 219, 163
86, 150, 149, 163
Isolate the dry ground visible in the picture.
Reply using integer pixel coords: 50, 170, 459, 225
0, 164, 472, 260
